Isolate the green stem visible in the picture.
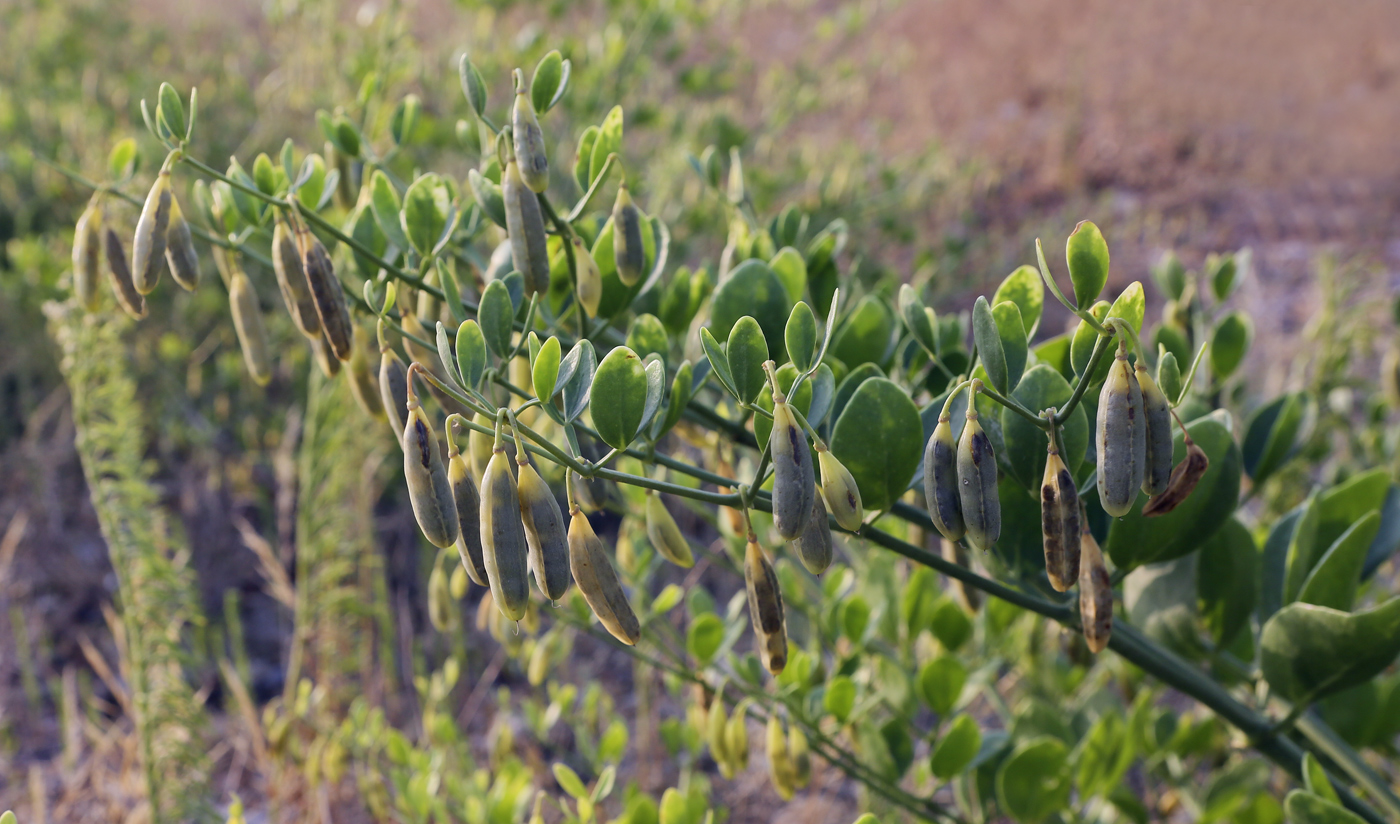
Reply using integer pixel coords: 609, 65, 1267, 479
975, 380, 1046, 429
1055, 332, 1114, 426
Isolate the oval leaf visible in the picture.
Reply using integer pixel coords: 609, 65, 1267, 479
456, 320, 487, 389
726, 317, 769, 405
709, 259, 792, 362
972, 296, 1008, 394
991, 301, 1028, 392
785, 301, 818, 373
829, 378, 922, 511
590, 346, 649, 449
993, 265, 1044, 338
1066, 220, 1109, 309
1261, 597, 1400, 704
478, 280, 515, 359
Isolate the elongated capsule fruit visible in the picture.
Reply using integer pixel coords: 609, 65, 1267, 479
131, 171, 172, 294
448, 450, 488, 586
1040, 445, 1081, 592
311, 333, 341, 378
1096, 350, 1146, 517
403, 403, 459, 549
416, 268, 440, 325
347, 326, 383, 420
1142, 439, 1210, 517
790, 725, 811, 788
645, 491, 694, 568
517, 458, 571, 602
572, 237, 602, 318
924, 415, 965, 542
957, 408, 1000, 551
793, 493, 834, 575
469, 411, 497, 481
296, 225, 353, 361
1137, 363, 1173, 496
943, 539, 981, 612
379, 347, 410, 448
1078, 525, 1112, 653
745, 536, 787, 675
708, 695, 732, 776
568, 506, 640, 644
73, 203, 103, 311
512, 75, 549, 193
770, 395, 815, 540
272, 219, 321, 339
767, 716, 798, 801
481, 448, 530, 621
612, 182, 646, 287
427, 564, 456, 632
228, 264, 273, 386
449, 564, 469, 599
817, 447, 863, 532
726, 699, 752, 770
503, 158, 550, 297
164, 195, 199, 291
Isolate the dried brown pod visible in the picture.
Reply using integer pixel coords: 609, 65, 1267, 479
227, 260, 272, 386
1040, 444, 1081, 592
745, 535, 787, 675
272, 218, 321, 339
516, 456, 572, 602
1078, 524, 1113, 653
131, 171, 172, 294
1141, 437, 1210, 517
73, 202, 103, 311
103, 227, 147, 320
792, 493, 834, 575
164, 196, 199, 291
296, 223, 353, 361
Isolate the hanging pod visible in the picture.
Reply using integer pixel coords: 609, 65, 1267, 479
73, 202, 103, 311
402, 390, 460, 550
164, 196, 199, 291
1078, 524, 1113, 653
924, 414, 965, 542
1136, 363, 1173, 496
447, 438, 489, 587
346, 325, 383, 420
1141, 436, 1210, 517
770, 393, 815, 540
502, 157, 551, 297
611, 182, 646, 287
379, 343, 410, 448
572, 237, 602, 318
708, 696, 734, 778
427, 564, 457, 633
725, 699, 752, 771
296, 223, 354, 361
956, 405, 1000, 551
516, 456, 572, 602
942, 538, 981, 612
311, 332, 341, 378
817, 447, 863, 532
792, 493, 834, 575
1040, 441, 1081, 592
645, 491, 695, 568
512, 70, 549, 193
480, 445, 531, 621
745, 536, 788, 675
789, 725, 811, 788
131, 170, 172, 294
227, 258, 273, 386
1096, 347, 1147, 517
567, 505, 641, 645
271, 218, 321, 339
767, 716, 799, 801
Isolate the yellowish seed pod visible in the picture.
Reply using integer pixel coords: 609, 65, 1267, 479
770, 397, 815, 540
923, 415, 965, 542
448, 452, 488, 586
1078, 524, 1112, 653
503, 158, 551, 297
449, 563, 469, 599
793, 493, 834, 575
271, 219, 321, 339
416, 267, 441, 325
1096, 351, 1146, 517
707, 695, 732, 777
572, 237, 602, 318
312, 332, 341, 378
527, 637, 550, 686
790, 725, 811, 788
817, 448, 863, 532
228, 263, 273, 386
296, 224, 353, 361
110, 233, 150, 319
469, 411, 497, 481
1142, 439, 1210, 517
164, 195, 199, 291
645, 491, 695, 568
399, 311, 441, 376
1137, 363, 1173, 496
725, 700, 751, 771
404, 402, 460, 549
744, 536, 787, 675
73, 203, 103, 311
428, 564, 457, 632
767, 715, 798, 800
347, 326, 384, 420
1040, 445, 1081, 593
131, 171, 172, 294
942, 539, 981, 612
517, 459, 571, 602
481, 448, 530, 621
379, 347, 410, 448
956, 408, 1000, 551
612, 182, 646, 287
567, 506, 641, 645
512, 72, 549, 193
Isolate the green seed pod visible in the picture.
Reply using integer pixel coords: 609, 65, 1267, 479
790, 725, 811, 788
770, 397, 815, 540
1096, 351, 1146, 517
572, 237, 602, 318
448, 451, 488, 587
271, 219, 321, 339
1078, 525, 1112, 653
923, 415, 965, 542
164, 195, 199, 291
567, 507, 641, 645
726, 699, 751, 771
708, 695, 733, 777
793, 493, 834, 575
73, 203, 103, 311
379, 346, 409, 448
1136, 364, 1173, 496
817, 447, 863, 533
612, 182, 646, 287
1040, 445, 1081, 593
481, 448, 530, 621
502, 158, 550, 297
516, 458, 572, 602
311, 332, 341, 378
449, 563, 469, 599
104, 228, 147, 319
228, 263, 272, 386
745, 536, 787, 675
347, 326, 383, 420
131, 171, 172, 294
956, 409, 1000, 551
403, 403, 460, 549
296, 225, 353, 361
512, 72, 549, 193
767, 716, 798, 801
645, 491, 695, 568
427, 564, 457, 632
1142, 439, 1210, 517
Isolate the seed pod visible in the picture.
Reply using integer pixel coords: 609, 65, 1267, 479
567, 507, 641, 645
164, 195, 199, 291
770, 397, 815, 540
469, 411, 497, 481
725, 700, 751, 771
1137, 363, 1173, 496
131, 171, 172, 294
1078, 525, 1112, 653
517, 459, 571, 602
645, 491, 695, 568
403, 403, 460, 549
379, 346, 410, 448
416, 267, 440, 325
956, 409, 1000, 551
708, 695, 733, 776
573, 237, 602, 318
296, 224, 353, 361
744, 536, 787, 675
817, 448, 863, 533
942, 539, 981, 612
1040, 445, 1081, 593
767, 716, 798, 800
271, 219, 321, 339
347, 326, 384, 420
481, 448, 530, 621
923, 415, 965, 542
448, 451, 488, 586
793, 493, 834, 575
449, 563, 469, 599
73, 203, 103, 311
311, 332, 341, 378
228, 263, 273, 386
427, 564, 457, 632
503, 158, 550, 297
512, 75, 549, 193
1096, 350, 1146, 517
1142, 438, 1210, 517
790, 725, 811, 788
612, 182, 646, 287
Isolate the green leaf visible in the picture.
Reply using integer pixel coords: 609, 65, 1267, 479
1208, 252, 1240, 302
1211, 312, 1252, 379
830, 294, 896, 370
656, 360, 694, 439
879, 719, 915, 779
829, 378, 922, 510
477, 281, 514, 360
590, 106, 623, 187
157, 82, 186, 142
1066, 220, 1109, 309
1157, 351, 1183, 403
725, 317, 769, 405
1070, 300, 1113, 383
993, 265, 1045, 337
1155, 325, 1191, 376
468, 169, 507, 230
370, 170, 411, 253
708, 259, 792, 361
625, 314, 669, 367
530, 50, 565, 114
591, 346, 649, 450
806, 363, 836, 427
455, 320, 487, 390
1284, 791, 1367, 824
389, 94, 420, 146
532, 336, 562, 401
108, 138, 138, 180
768, 246, 807, 303
1001, 365, 1089, 488
918, 656, 967, 715
559, 340, 597, 423
640, 357, 666, 435
824, 675, 856, 722
1034, 335, 1072, 380
252, 152, 277, 195
1297, 511, 1382, 611
1073, 712, 1133, 800
686, 613, 724, 666
1303, 753, 1340, 804
997, 737, 1072, 824
1105, 281, 1145, 336
930, 598, 974, 651
1197, 518, 1258, 647
1261, 597, 1400, 703
573, 126, 599, 193
992, 301, 1028, 392
459, 55, 488, 117
972, 296, 1009, 394
401, 174, 450, 256
898, 284, 939, 356
553, 762, 588, 799
1243, 393, 1308, 485
785, 301, 818, 372
295, 154, 327, 210
1125, 556, 1202, 657
930, 714, 982, 780
1315, 469, 1391, 557
1202, 760, 1271, 823
842, 594, 871, 642
699, 327, 738, 400
346, 204, 388, 279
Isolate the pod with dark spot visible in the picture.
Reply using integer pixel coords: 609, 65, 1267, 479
1137, 363, 1173, 496
792, 493, 833, 575
818, 447, 863, 532
956, 407, 1000, 551
311, 333, 341, 378
228, 261, 272, 386
296, 224, 353, 361
612, 182, 646, 287
516, 457, 571, 602
164, 196, 199, 291
448, 445, 488, 587
924, 415, 965, 542
73, 203, 103, 311
568, 506, 640, 644
503, 157, 550, 297
1078, 524, 1112, 653
272, 219, 321, 339
347, 325, 383, 420
379, 344, 409, 448
512, 70, 549, 193
744, 536, 787, 675
1142, 438, 1210, 517
790, 725, 811, 788
1096, 349, 1146, 517
131, 171, 172, 294
1040, 444, 1080, 592
480, 447, 530, 620
573, 237, 602, 318
403, 401, 459, 549
770, 395, 815, 540
645, 491, 695, 568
